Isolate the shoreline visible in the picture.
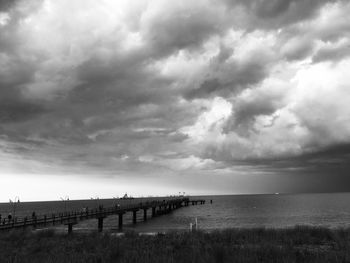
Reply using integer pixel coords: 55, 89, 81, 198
1, 226, 350, 262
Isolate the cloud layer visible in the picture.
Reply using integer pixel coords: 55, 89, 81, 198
1, 0, 350, 197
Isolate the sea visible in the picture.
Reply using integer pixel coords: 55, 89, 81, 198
1, 193, 350, 233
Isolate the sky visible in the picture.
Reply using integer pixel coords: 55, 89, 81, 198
1, 0, 350, 201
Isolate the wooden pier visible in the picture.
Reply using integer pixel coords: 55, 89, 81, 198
0, 198, 206, 233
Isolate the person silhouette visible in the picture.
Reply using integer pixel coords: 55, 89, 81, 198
8, 213, 12, 223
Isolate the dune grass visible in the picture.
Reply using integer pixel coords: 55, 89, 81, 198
1, 226, 350, 262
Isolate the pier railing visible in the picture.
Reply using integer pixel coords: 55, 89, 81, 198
0, 197, 205, 233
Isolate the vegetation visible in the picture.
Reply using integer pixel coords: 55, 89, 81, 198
1, 226, 350, 262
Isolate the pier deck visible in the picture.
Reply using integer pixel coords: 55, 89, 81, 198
0, 197, 205, 233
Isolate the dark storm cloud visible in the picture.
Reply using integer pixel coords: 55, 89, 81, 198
185, 60, 267, 99
254, 0, 295, 18
223, 0, 342, 30
0, 53, 37, 90
0, 55, 44, 123
141, 2, 228, 58
0, 100, 47, 123
280, 37, 315, 61
212, 144, 350, 193
224, 100, 278, 135
265, 144, 350, 193
0, 0, 17, 11
236, 144, 350, 169
253, 0, 337, 24
312, 44, 350, 63
71, 57, 174, 108
184, 44, 274, 100
222, 78, 289, 135
185, 78, 221, 100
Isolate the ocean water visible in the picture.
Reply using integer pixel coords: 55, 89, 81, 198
1, 193, 350, 233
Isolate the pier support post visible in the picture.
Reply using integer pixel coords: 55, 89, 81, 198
33, 217, 37, 229
133, 210, 137, 224
143, 209, 147, 221
66, 219, 77, 234
68, 223, 73, 234
98, 217, 104, 232
152, 207, 156, 217
118, 213, 123, 229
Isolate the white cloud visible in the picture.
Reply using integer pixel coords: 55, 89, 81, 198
181, 97, 232, 141
0, 12, 10, 26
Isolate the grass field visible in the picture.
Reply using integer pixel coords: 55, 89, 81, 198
1, 226, 350, 262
